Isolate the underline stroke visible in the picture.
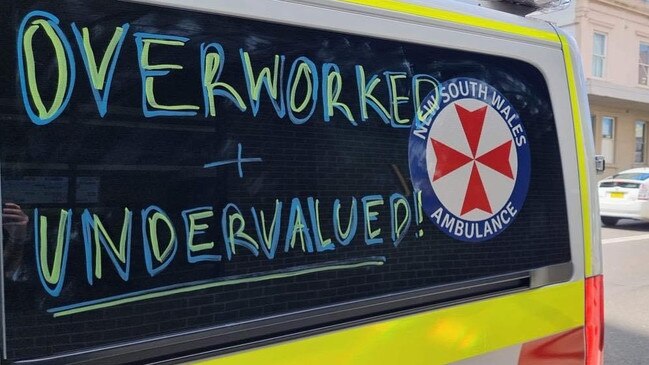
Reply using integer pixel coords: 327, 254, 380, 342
48, 256, 386, 317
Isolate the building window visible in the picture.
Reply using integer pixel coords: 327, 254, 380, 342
602, 116, 615, 163
636, 121, 646, 163
591, 115, 596, 140
640, 43, 649, 85
593, 33, 606, 78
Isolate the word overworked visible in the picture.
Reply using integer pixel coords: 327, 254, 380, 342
17, 11, 440, 127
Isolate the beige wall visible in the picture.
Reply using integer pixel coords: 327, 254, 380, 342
565, 0, 649, 179
534, 0, 649, 179
577, 0, 649, 86
590, 103, 649, 177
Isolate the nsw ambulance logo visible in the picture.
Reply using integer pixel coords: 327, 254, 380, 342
408, 78, 531, 242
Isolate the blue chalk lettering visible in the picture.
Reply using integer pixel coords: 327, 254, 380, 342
389, 193, 411, 247
240, 49, 286, 118
286, 56, 319, 124
182, 206, 221, 263
333, 197, 358, 246
307, 197, 334, 252
356, 65, 391, 124
221, 203, 260, 259
362, 195, 384, 245
251, 200, 283, 260
322, 63, 356, 125
384, 71, 411, 128
71, 22, 129, 118
134, 32, 198, 117
201, 42, 247, 117
412, 74, 440, 128
141, 205, 178, 276
34, 209, 72, 297
284, 198, 314, 253
81, 209, 132, 284
203, 143, 262, 178
17, 11, 76, 126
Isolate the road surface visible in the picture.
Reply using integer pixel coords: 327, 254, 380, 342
602, 219, 649, 364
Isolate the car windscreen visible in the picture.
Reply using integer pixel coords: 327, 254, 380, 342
610, 173, 649, 181
0, 0, 571, 361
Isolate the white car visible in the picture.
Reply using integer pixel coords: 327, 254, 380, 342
599, 167, 649, 226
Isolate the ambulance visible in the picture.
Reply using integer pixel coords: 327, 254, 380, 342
0, 0, 602, 364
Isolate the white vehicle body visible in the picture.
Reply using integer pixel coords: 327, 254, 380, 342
599, 168, 649, 225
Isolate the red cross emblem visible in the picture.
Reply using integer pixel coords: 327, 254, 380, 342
430, 104, 514, 216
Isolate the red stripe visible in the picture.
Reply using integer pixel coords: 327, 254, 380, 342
518, 328, 585, 365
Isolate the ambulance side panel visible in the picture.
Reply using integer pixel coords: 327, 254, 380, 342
0, 1, 591, 364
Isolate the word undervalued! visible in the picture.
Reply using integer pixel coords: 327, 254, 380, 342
18, 11, 440, 127
35, 193, 421, 298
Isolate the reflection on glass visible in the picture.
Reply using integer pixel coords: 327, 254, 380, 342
602, 117, 614, 139
3, 203, 29, 281
639, 43, 649, 85
592, 32, 606, 78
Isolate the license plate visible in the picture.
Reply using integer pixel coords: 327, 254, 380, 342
610, 192, 625, 199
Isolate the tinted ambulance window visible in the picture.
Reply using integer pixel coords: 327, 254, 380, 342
0, 0, 570, 360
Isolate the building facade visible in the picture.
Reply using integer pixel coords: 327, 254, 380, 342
536, 0, 649, 178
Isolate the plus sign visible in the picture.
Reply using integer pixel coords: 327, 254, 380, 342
203, 143, 263, 178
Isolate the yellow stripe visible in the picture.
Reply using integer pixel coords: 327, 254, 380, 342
560, 35, 593, 277
334, 0, 560, 43
195, 281, 584, 364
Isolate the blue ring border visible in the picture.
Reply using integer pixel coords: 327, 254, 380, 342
407, 77, 531, 243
